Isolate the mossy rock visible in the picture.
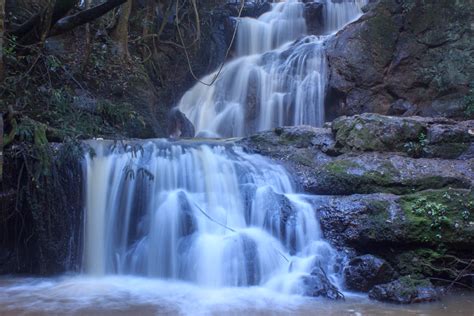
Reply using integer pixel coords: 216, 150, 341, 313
398, 189, 474, 247
369, 276, 439, 304
332, 114, 425, 152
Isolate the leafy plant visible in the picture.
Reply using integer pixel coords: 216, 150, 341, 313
464, 87, 474, 118
404, 132, 428, 158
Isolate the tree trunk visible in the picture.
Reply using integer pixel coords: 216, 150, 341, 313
0, 112, 3, 182
12, 0, 77, 43
112, 0, 132, 59
0, 0, 5, 81
39, 0, 57, 45
142, 0, 154, 38
81, 0, 92, 72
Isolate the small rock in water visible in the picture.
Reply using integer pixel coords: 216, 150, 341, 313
368, 277, 440, 304
344, 254, 395, 292
301, 268, 344, 300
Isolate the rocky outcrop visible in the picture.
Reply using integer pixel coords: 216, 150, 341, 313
332, 114, 474, 159
240, 115, 473, 196
344, 254, 395, 292
240, 114, 474, 302
314, 189, 474, 252
369, 277, 440, 304
325, 0, 474, 120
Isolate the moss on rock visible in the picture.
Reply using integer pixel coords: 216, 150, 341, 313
398, 189, 474, 246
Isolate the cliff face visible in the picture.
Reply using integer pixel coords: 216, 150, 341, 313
325, 0, 474, 120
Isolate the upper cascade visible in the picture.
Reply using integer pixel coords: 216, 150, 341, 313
178, 0, 368, 138
83, 140, 338, 293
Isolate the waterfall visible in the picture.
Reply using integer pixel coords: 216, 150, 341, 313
178, 0, 368, 137
83, 140, 338, 293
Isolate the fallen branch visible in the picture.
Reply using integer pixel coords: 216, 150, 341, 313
50, 0, 127, 36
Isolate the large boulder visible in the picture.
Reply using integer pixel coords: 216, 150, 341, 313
369, 277, 440, 304
344, 254, 395, 292
332, 114, 474, 159
325, 0, 474, 119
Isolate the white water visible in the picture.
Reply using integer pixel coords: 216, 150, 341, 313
3, 277, 474, 316
83, 140, 339, 294
178, 0, 368, 137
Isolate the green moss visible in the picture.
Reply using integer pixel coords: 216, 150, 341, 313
277, 129, 315, 147
395, 249, 445, 277
397, 276, 432, 297
363, 161, 399, 184
399, 189, 474, 244
323, 160, 361, 174
290, 151, 315, 168
363, 199, 392, 240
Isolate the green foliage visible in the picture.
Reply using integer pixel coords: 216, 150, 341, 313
3, 36, 17, 59
464, 87, 474, 118
404, 132, 428, 158
401, 189, 474, 242
410, 198, 449, 237
97, 100, 146, 129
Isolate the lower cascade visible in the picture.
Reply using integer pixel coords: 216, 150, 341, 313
83, 140, 340, 295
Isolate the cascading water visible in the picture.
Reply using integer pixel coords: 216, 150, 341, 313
83, 140, 339, 293
178, 0, 368, 137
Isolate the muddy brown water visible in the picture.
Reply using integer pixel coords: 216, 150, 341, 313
0, 276, 473, 315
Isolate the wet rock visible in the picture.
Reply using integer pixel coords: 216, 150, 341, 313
176, 191, 198, 237
369, 277, 440, 304
259, 189, 298, 253
239, 125, 338, 158
167, 109, 196, 138
240, 235, 261, 286
388, 99, 417, 116
332, 113, 473, 159
304, 2, 324, 34
344, 254, 395, 292
301, 268, 344, 300
306, 152, 473, 195
314, 188, 474, 251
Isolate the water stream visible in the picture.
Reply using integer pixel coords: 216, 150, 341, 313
178, 0, 368, 137
83, 140, 338, 292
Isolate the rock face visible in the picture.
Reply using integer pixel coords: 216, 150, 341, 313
369, 277, 440, 304
241, 114, 474, 302
332, 114, 474, 159
344, 255, 395, 292
325, 0, 474, 119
